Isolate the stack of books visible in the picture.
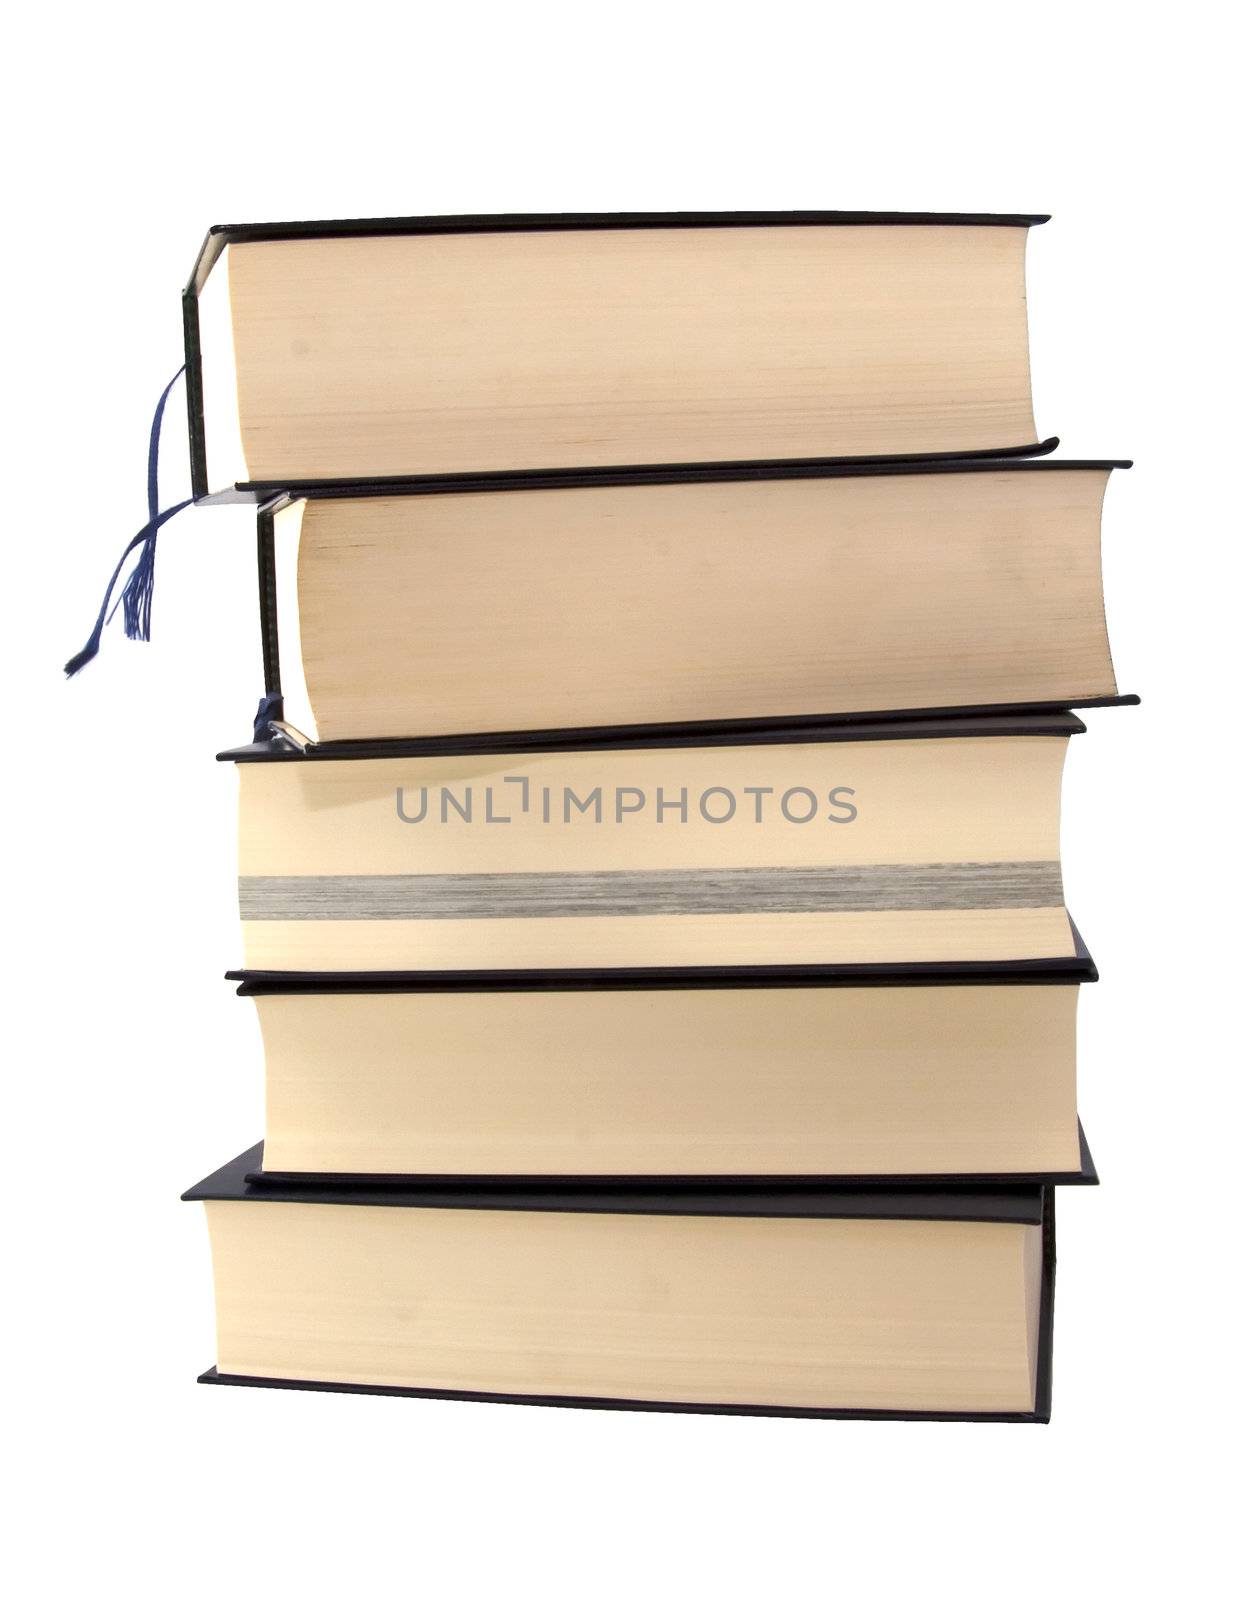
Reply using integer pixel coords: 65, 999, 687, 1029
177, 211, 1134, 1422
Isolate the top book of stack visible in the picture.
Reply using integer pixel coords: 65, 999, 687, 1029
184, 210, 1054, 499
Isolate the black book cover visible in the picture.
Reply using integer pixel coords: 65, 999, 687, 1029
226, 914, 1099, 993
244, 1121, 1098, 1193
220, 707, 1102, 765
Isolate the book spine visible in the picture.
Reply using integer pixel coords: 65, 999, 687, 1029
254, 508, 284, 734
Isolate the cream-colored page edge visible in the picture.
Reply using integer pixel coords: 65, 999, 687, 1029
227, 226, 1037, 478
237, 737, 1068, 874
296, 470, 1114, 741
206, 1203, 1039, 1413
258, 984, 1081, 1176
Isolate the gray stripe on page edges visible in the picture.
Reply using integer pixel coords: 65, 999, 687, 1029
237, 862, 1065, 921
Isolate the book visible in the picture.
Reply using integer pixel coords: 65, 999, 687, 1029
259, 459, 1133, 746
186, 211, 1053, 497
236, 968, 1097, 1182
226, 714, 1082, 974
186, 1146, 1057, 1421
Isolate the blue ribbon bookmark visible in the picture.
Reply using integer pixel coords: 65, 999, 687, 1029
64, 367, 193, 677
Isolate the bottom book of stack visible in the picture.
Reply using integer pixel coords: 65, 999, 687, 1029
184, 1145, 1091, 1423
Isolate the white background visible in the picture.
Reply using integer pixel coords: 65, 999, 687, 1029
6, 4, 1240, 1594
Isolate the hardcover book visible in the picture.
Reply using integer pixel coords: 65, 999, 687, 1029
238, 970, 1097, 1182
186, 211, 1052, 496
187, 1146, 1058, 1422
259, 459, 1132, 746
226, 715, 1083, 973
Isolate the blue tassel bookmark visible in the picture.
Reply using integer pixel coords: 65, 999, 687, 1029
64, 367, 193, 677
252, 691, 285, 741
